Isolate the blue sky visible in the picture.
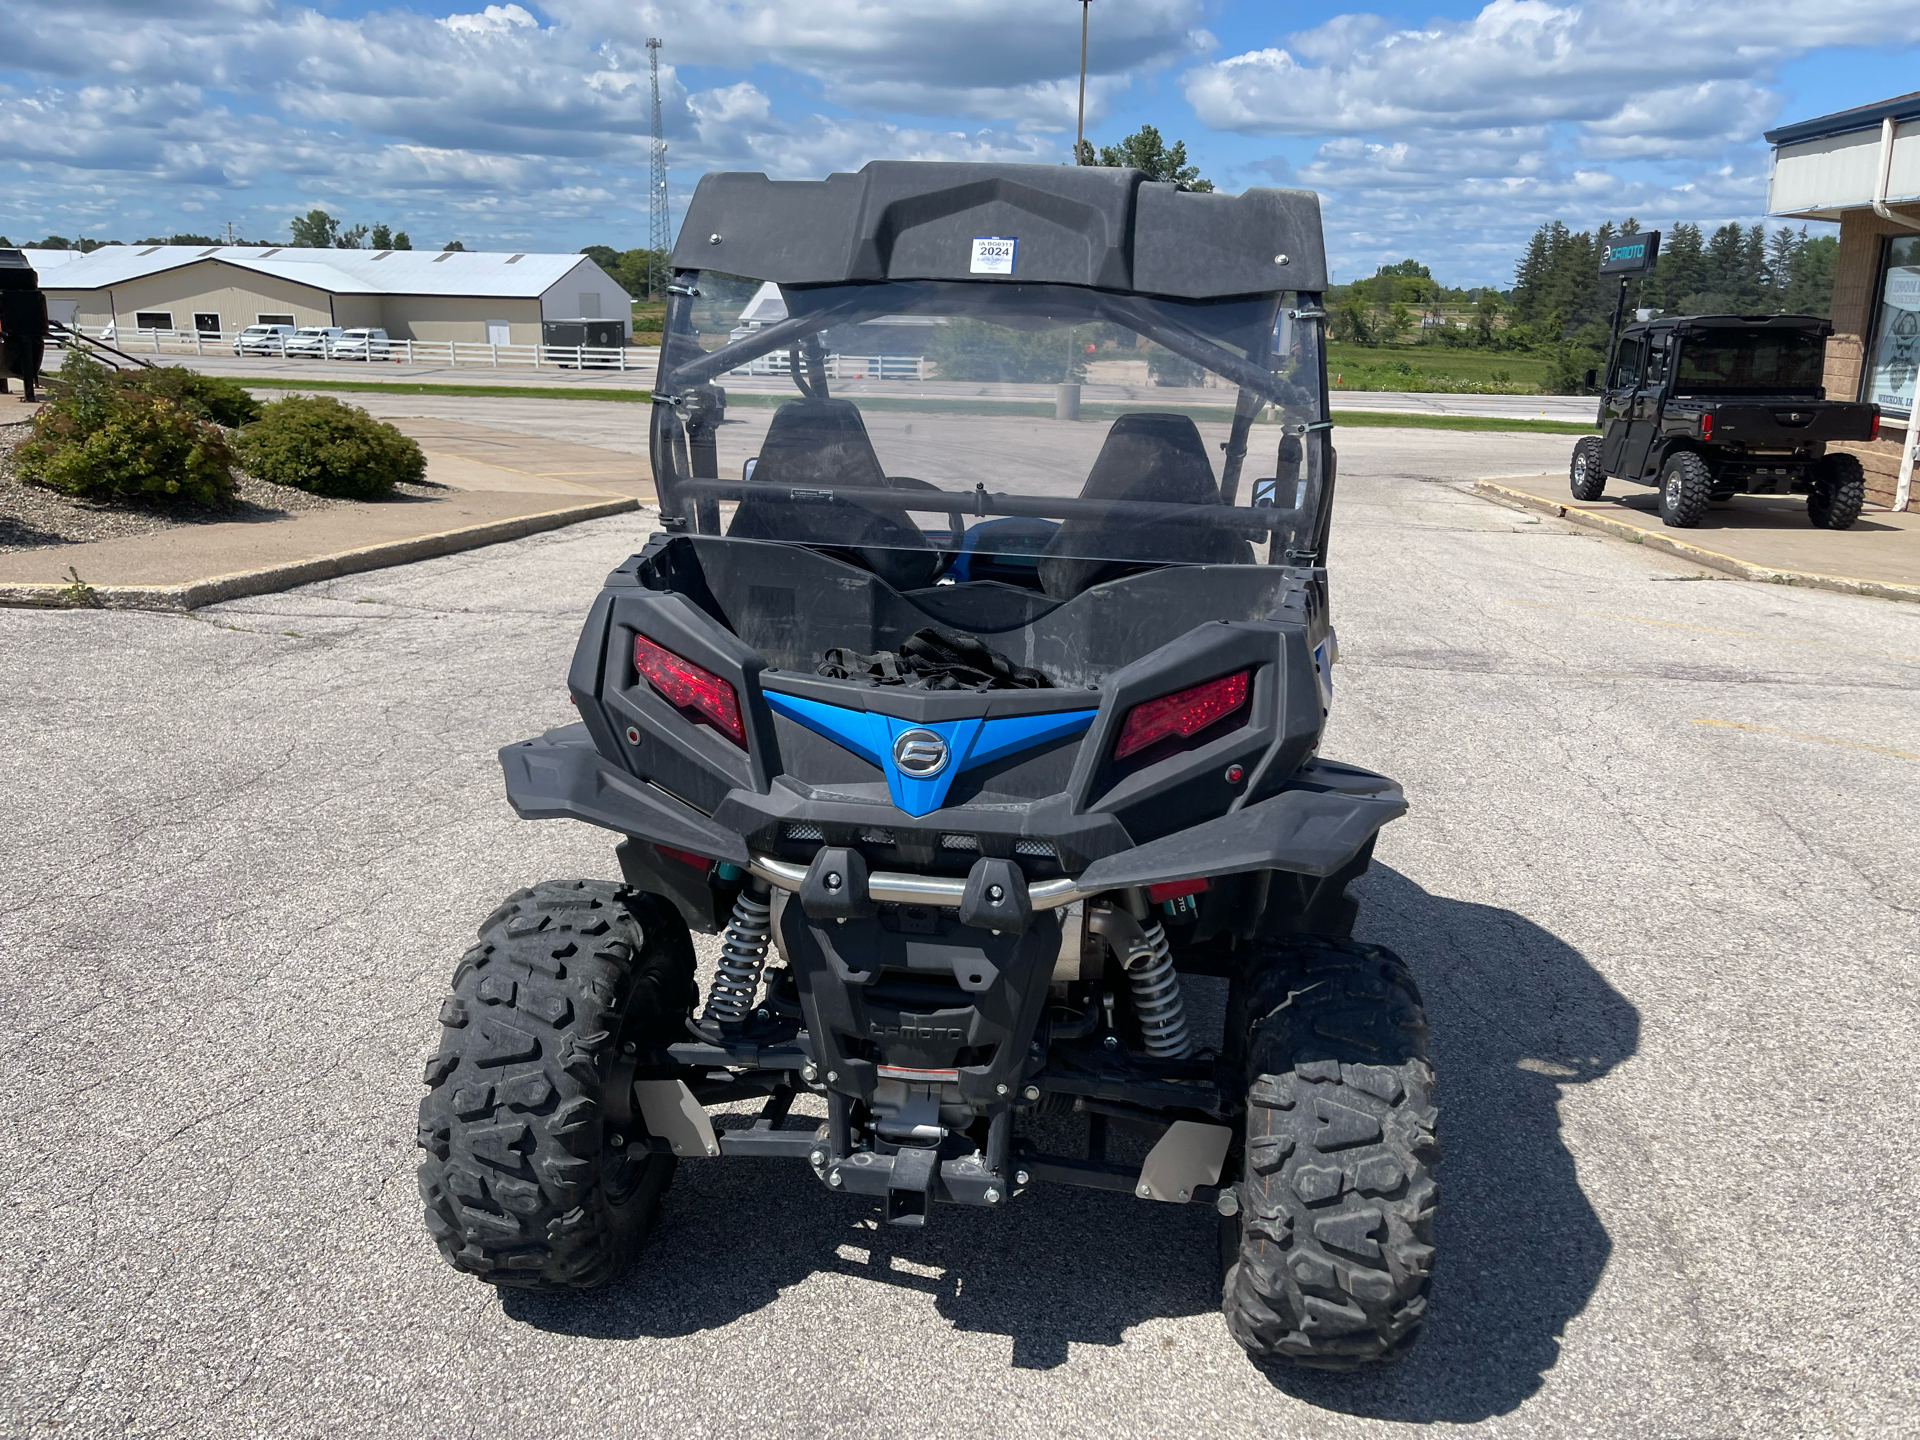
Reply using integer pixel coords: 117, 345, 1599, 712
3, 1, 1914, 286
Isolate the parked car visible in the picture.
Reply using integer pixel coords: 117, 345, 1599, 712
284, 326, 345, 358
330, 327, 391, 361
233, 324, 296, 356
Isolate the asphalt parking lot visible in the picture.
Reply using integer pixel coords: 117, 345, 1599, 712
3, 423, 1917, 1438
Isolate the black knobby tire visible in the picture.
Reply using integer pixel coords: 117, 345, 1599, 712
1658, 451, 1713, 528
417, 879, 697, 1289
1569, 435, 1606, 501
1809, 452, 1866, 530
1221, 936, 1438, 1368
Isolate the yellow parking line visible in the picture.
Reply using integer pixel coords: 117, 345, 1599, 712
1691, 718, 1919, 761
1501, 600, 1920, 666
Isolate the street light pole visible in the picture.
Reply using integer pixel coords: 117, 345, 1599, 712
1075, 1, 1091, 164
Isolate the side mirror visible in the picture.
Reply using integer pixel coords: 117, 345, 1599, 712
1583, 368, 1598, 391
742, 456, 759, 483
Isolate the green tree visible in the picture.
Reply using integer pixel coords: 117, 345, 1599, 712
442, 239, 465, 252
336, 222, 369, 249
393, 231, 412, 250
370, 223, 392, 249
1783, 234, 1836, 316
1073, 124, 1214, 191
290, 209, 340, 248
581, 244, 665, 298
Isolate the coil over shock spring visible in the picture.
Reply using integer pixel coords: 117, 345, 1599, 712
1087, 899, 1194, 1060
700, 885, 772, 1027
1119, 917, 1193, 1059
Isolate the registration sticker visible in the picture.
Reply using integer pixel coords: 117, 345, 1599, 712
970, 236, 1017, 275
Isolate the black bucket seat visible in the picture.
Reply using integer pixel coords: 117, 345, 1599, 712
727, 398, 947, 591
1037, 412, 1252, 599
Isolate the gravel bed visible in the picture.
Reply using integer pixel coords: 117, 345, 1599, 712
0, 425, 445, 553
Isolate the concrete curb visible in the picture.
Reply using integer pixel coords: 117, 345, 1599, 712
0, 494, 639, 613
1472, 480, 1920, 605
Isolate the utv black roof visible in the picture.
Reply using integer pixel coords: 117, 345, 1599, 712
669, 161, 1327, 298
1623, 313, 1832, 341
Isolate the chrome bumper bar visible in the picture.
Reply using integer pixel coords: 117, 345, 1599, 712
746, 852, 1086, 911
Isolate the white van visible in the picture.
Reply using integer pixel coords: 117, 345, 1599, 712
332, 328, 391, 361
233, 324, 296, 356
284, 326, 346, 357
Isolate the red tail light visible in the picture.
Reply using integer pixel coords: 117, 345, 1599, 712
1114, 670, 1249, 760
633, 634, 746, 747
1699, 413, 1712, 441
1871, 408, 1881, 441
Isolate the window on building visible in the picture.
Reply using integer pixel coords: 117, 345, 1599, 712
1864, 234, 1920, 418
193, 313, 221, 334
134, 311, 175, 331
578, 291, 601, 318
257, 313, 295, 327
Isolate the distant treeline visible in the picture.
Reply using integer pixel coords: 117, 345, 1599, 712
1511, 219, 1836, 334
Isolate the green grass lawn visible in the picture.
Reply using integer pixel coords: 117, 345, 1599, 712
1326, 342, 1555, 393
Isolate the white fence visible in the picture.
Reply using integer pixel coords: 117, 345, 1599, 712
54, 324, 660, 378
730, 351, 928, 380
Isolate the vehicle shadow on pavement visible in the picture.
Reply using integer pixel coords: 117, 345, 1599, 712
1260, 864, 1641, 1421
500, 1124, 1223, 1368
501, 865, 1638, 1398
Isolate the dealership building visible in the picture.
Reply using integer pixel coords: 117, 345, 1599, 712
23, 244, 631, 346
1769, 91, 1920, 509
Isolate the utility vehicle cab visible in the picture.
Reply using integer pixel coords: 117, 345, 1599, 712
1572, 313, 1877, 528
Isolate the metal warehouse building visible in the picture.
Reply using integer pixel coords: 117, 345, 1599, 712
24, 244, 631, 346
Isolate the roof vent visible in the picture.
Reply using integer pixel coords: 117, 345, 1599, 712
506, 253, 525, 263
432, 251, 455, 262
199, 247, 220, 257
138, 246, 162, 255
372, 250, 392, 260
259, 248, 281, 257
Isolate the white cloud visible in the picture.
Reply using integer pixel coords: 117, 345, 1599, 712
441, 5, 538, 35
1187, 0, 1920, 139
1183, 0, 1898, 283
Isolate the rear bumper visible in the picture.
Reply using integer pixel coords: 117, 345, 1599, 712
504, 726, 1404, 905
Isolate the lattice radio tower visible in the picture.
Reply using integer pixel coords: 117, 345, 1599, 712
647, 37, 668, 299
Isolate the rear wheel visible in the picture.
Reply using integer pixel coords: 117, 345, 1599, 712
1569, 435, 1606, 501
417, 880, 697, 1289
1220, 936, 1438, 1368
1658, 451, 1713, 527
1809, 452, 1865, 529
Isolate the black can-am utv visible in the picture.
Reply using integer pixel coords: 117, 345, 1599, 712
417, 161, 1437, 1368
1570, 313, 1878, 528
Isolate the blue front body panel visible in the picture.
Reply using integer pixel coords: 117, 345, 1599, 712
763, 692, 1097, 817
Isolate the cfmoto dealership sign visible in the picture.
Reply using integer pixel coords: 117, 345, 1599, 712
1600, 232, 1662, 275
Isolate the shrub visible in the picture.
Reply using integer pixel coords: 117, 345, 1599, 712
125, 365, 262, 427
1147, 348, 1206, 387
234, 396, 425, 499
15, 386, 236, 505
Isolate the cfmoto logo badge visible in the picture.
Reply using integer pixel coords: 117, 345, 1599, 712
892, 728, 949, 777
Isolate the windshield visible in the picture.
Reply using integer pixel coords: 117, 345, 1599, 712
650, 272, 1331, 598
1673, 330, 1824, 394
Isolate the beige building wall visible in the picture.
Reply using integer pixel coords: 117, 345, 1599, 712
380, 295, 542, 344
48, 260, 339, 333
47, 258, 555, 347
1823, 204, 1920, 506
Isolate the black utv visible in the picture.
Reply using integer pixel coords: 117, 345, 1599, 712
1570, 313, 1878, 528
417, 161, 1437, 1368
